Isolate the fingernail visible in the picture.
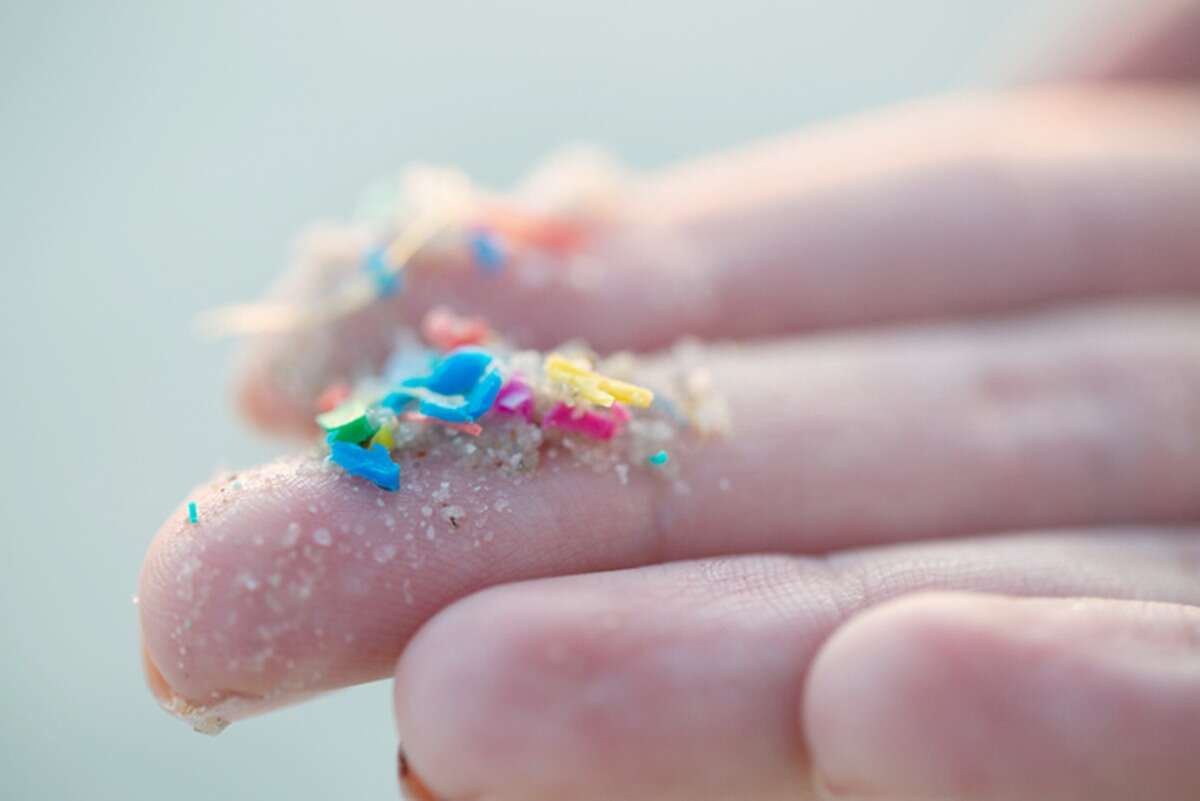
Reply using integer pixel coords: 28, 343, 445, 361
144, 640, 293, 735
399, 746, 443, 801
142, 643, 234, 735
142, 642, 173, 705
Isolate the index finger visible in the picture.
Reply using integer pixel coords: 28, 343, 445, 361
141, 303, 1200, 730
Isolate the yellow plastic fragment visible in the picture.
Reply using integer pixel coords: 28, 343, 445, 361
544, 353, 654, 408
369, 424, 395, 451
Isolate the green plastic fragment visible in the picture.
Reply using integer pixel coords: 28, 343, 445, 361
317, 399, 379, 443
648, 450, 669, 466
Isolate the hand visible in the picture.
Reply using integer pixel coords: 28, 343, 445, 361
139, 3, 1200, 799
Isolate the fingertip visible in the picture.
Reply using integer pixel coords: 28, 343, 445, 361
804, 593, 1200, 801
233, 351, 312, 436
229, 220, 374, 436
140, 449, 592, 735
137, 461, 380, 726
399, 745, 444, 801
393, 584, 645, 801
138, 487, 274, 721
233, 355, 280, 431
392, 587, 558, 801
141, 640, 173, 706
803, 592, 1024, 800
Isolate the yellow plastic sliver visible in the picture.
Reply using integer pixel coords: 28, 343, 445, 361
369, 425, 395, 451
544, 353, 654, 408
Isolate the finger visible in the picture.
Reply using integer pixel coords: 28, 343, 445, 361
1052, 0, 1200, 84
237, 86, 1200, 433
141, 302, 1200, 726
390, 532, 1200, 801
806, 593, 1200, 801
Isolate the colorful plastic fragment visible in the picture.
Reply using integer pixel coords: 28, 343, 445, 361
406, 347, 495, 396
465, 369, 502, 417
542, 401, 628, 440
317, 399, 379, 443
369, 424, 395, 451
363, 247, 400, 297
381, 390, 417, 413
544, 353, 654, 408
468, 228, 506, 274
187, 501, 198, 525
393, 346, 503, 423
480, 207, 587, 253
648, 450, 669, 466
416, 396, 473, 423
493, 378, 534, 421
316, 381, 352, 413
413, 366, 500, 422
329, 441, 400, 491
398, 412, 483, 437
421, 307, 490, 351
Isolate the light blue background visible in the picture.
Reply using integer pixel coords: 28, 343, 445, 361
0, 2, 1098, 798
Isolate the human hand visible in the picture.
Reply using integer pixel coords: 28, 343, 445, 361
139, 3, 1200, 799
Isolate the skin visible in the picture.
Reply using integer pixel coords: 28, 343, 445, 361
140, 3, 1200, 799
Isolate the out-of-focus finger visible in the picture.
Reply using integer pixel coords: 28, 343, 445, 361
807, 592, 1200, 801
236, 86, 1200, 433
1051, 0, 1200, 84
390, 532, 1200, 801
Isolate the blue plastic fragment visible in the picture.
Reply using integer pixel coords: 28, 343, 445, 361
415, 367, 502, 423
417, 397, 473, 423
648, 449, 670, 466
469, 229, 506, 274
406, 347, 494, 396
187, 501, 198, 524
390, 347, 501, 423
465, 368, 502, 418
328, 441, 400, 491
363, 247, 400, 297
380, 389, 417, 413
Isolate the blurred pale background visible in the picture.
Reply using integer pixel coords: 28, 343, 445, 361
0, 1, 1102, 798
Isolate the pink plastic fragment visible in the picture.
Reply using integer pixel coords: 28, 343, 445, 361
493, 378, 534, 422
478, 206, 588, 254
541, 402, 628, 440
398, 412, 483, 437
421, 306, 490, 351
316, 381, 351, 413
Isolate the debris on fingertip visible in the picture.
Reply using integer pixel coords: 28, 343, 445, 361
196, 147, 628, 340
303, 310, 738, 496
243, 153, 734, 494
151, 148, 736, 741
